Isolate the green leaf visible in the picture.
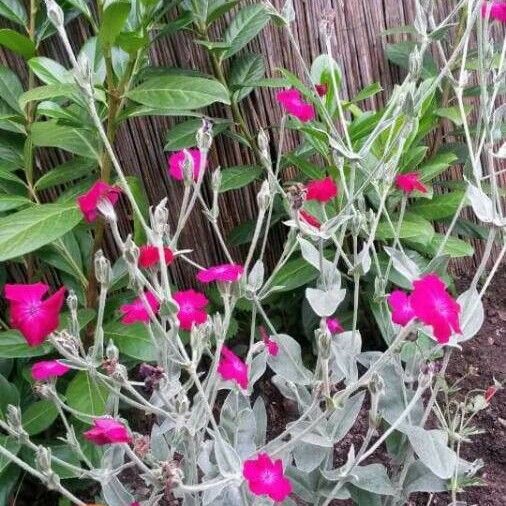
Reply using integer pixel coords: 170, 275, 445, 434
428, 234, 474, 258
127, 74, 230, 109
376, 215, 434, 246
65, 371, 108, 421
352, 82, 383, 103
28, 57, 72, 84
229, 52, 265, 101
386, 42, 437, 78
220, 165, 263, 192
434, 106, 472, 126
123, 176, 149, 244
408, 191, 466, 220
270, 256, 319, 293
0, 0, 26, 26
66, 0, 92, 18
228, 213, 283, 246
99, 0, 131, 48
0, 202, 83, 261
18, 84, 81, 109
283, 153, 325, 179
22, 400, 58, 435
0, 195, 31, 212
418, 151, 458, 181
0, 436, 20, 474
35, 157, 97, 191
104, 322, 157, 361
207, 0, 239, 24
164, 118, 230, 151
31, 121, 101, 159
0, 373, 19, 419
0, 65, 24, 113
0, 331, 52, 358
0, 29, 35, 58
223, 4, 270, 59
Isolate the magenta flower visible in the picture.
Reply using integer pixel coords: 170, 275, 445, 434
218, 346, 249, 389
411, 274, 461, 344
173, 289, 208, 330
84, 418, 131, 446
138, 244, 174, 269
120, 292, 160, 325
299, 210, 321, 229
31, 360, 70, 381
77, 181, 121, 223
326, 317, 344, 334
315, 83, 328, 97
306, 176, 338, 203
243, 453, 292, 502
196, 264, 244, 283
276, 88, 315, 122
259, 326, 279, 356
167, 149, 206, 181
482, 1, 506, 22
387, 290, 416, 326
4, 283, 66, 347
395, 172, 427, 194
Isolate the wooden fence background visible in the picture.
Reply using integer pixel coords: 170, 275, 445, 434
0, 0, 504, 287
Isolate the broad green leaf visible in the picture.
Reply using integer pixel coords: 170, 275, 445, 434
0, 65, 24, 113
408, 191, 466, 220
28, 57, 72, 84
66, 0, 92, 18
220, 165, 263, 192
123, 175, 149, 244
104, 322, 157, 361
0, 29, 35, 58
270, 256, 319, 293
229, 52, 265, 101
223, 5, 270, 59
65, 371, 108, 420
283, 153, 325, 179
207, 0, 239, 23
0, 195, 31, 212
19, 84, 80, 109
164, 118, 230, 151
127, 75, 230, 109
22, 400, 58, 435
99, 0, 131, 48
352, 82, 383, 103
427, 234, 474, 258
0, 0, 26, 26
0, 373, 18, 418
35, 157, 97, 190
385, 42, 437, 78
0, 436, 20, 474
77, 37, 106, 85
0, 202, 83, 261
376, 215, 434, 246
228, 213, 283, 246
435, 105, 472, 126
0, 466, 21, 504
0, 331, 52, 358
31, 121, 101, 159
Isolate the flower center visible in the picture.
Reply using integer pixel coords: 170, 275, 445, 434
260, 469, 276, 484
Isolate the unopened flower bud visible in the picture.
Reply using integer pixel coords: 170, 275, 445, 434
257, 128, 271, 167
257, 180, 271, 211
6, 405, 23, 432
318, 330, 332, 360
211, 168, 222, 192
150, 198, 169, 237
368, 373, 385, 396
175, 392, 190, 415
106, 340, 119, 361
196, 120, 213, 152
212, 313, 224, 340
45, 0, 64, 28
96, 195, 118, 222
181, 149, 195, 186
123, 236, 139, 265
94, 250, 112, 286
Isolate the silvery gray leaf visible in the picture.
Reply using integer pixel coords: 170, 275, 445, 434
330, 331, 362, 384
455, 287, 484, 342
249, 349, 267, 388
403, 460, 447, 494
293, 442, 329, 472
466, 182, 496, 223
252, 397, 267, 446
101, 475, 135, 506
150, 423, 171, 461
384, 246, 421, 284
356, 243, 372, 275
247, 260, 264, 292
350, 463, 396, 496
306, 286, 346, 317
327, 391, 365, 443
213, 437, 241, 477
267, 334, 312, 384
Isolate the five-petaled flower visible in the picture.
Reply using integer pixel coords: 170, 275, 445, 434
218, 346, 249, 389
395, 172, 427, 194
481, 1, 506, 22
168, 149, 206, 181
138, 244, 174, 269
306, 176, 338, 203
388, 274, 461, 344
84, 418, 131, 446
326, 317, 344, 335
77, 181, 121, 223
4, 283, 66, 347
31, 360, 70, 382
120, 292, 160, 325
196, 264, 244, 283
243, 453, 292, 502
259, 326, 279, 356
276, 88, 316, 122
173, 289, 208, 330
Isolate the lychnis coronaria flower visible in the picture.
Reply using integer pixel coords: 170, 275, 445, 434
481, 1, 506, 22
84, 418, 131, 446
394, 172, 427, 194
31, 360, 70, 381
306, 176, 338, 203
196, 264, 244, 283
388, 273, 461, 343
120, 292, 160, 325
243, 453, 292, 502
138, 244, 174, 269
217, 346, 249, 389
168, 149, 206, 181
172, 289, 208, 330
77, 181, 121, 222
276, 88, 315, 122
4, 283, 66, 346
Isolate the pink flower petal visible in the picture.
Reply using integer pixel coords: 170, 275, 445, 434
31, 360, 70, 381
306, 176, 338, 203
167, 149, 206, 181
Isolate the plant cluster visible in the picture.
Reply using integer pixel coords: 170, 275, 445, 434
0, 0, 504, 505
